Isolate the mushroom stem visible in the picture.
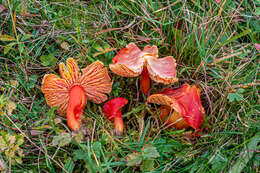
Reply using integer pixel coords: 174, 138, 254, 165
140, 66, 150, 95
113, 116, 124, 136
66, 85, 86, 131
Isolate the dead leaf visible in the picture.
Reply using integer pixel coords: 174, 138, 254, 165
7, 100, 16, 115
60, 41, 70, 51
54, 118, 62, 125
0, 35, 16, 41
20, 4, 27, 16
30, 130, 42, 136
9, 136, 16, 145
126, 152, 142, 166
10, 80, 19, 88
0, 157, 6, 171
52, 133, 72, 147
0, 4, 5, 13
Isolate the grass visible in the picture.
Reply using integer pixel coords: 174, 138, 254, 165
0, 0, 259, 172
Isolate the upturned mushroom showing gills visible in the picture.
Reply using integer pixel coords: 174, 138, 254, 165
109, 43, 178, 95
147, 84, 205, 130
103, 97, 128, 136
41, 58, 112, 131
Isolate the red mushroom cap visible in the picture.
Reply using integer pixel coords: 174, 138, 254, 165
109, 43, 178, 84
103, 97, 128, 135
109, 43, 145, 77
103, 97, 128, 120
147, 84, 205, 130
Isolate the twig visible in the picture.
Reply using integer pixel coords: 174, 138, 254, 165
95, 19, 135, 36
231, 82, 260, 89
210, 51, 242, 65
154, 0, 181, 13
91, 119, 96, 144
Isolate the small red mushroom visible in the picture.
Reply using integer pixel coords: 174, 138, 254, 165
147, 84, 205, 130
41, 58, 112, 131
103, 97, 128, 136
109, 43, 178, 95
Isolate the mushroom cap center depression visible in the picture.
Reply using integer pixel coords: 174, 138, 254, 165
141, 53, 154, 61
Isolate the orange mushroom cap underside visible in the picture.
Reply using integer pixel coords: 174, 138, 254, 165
41, 58, 112, 116
109, 43, 178, 84
147, 84, 205, 130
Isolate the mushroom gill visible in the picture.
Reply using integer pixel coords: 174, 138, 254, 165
41, 58, 112, 131
109, 43, 178, 95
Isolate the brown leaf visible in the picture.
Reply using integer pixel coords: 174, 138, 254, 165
30, 130, 42, 136
54, 118, 62, 125
7, 101, 16, 115
60, 41, 70, 51
0, 157, 6, 171
0, 5, 5, 13
0, 35, 16, 41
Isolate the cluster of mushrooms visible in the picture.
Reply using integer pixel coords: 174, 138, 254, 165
41, 43, 205, 135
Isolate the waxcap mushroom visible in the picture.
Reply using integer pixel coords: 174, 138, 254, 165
147, 84, 205, 130
42, 58, 112, 131
109, 43, 178, 95
103, 97, 128, 136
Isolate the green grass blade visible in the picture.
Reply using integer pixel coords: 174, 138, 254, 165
229, 132, 260, 173
215, 29, 251, 49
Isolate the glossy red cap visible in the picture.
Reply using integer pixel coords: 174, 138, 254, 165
147, 84, 205, 130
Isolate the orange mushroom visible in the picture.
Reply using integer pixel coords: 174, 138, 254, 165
109, 43, 178, 95
147, 84, 205, 130
41, 58, 112, 131
103, 97, 128, 136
